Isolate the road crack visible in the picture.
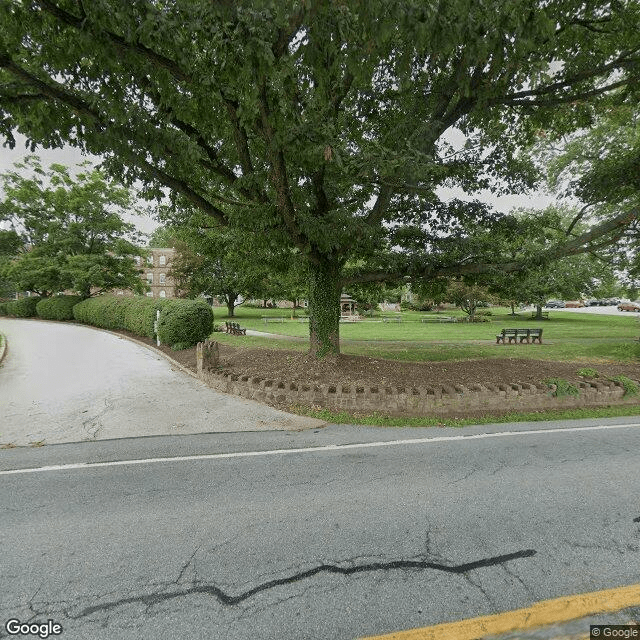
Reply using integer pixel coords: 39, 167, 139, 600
68, 548, 536, 618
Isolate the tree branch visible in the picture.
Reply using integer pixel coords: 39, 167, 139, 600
36, 0, 192, 82
342, 208, 639, 286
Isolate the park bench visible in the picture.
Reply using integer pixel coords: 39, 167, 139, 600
262, 316, 285, 323
225, 321, 246, 336
496, 328, 543, 344
530, 311, 549, 319
382, 315, 402, 323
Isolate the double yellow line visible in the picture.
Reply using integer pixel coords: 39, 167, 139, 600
362, 583, 640, 639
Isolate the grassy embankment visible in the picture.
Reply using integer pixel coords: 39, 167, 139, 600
208, 307, 640, 425
210, 306, 640, 364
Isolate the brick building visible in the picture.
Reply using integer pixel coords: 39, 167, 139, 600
114, 247, 177, 298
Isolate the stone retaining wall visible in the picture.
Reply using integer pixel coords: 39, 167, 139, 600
196, 341, 640, 417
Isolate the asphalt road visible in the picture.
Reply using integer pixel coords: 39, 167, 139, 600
0, 319, 322, 446
1, 419, 639, 639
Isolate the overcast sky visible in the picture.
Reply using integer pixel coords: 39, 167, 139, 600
1, 133, 556, 238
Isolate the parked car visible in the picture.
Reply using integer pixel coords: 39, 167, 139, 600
605, 298, 621, 305
545, 300, 565, 308
564, 300, 585, 308
617, 302, 640, 312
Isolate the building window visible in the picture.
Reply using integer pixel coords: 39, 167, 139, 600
159, 273, 166, 284
147, 273, 153, 284
147, 255, 154, 265
159, 255, 166, 266
159, 290, 166, 298
146, 291, 154, 297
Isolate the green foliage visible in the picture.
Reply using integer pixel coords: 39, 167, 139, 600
0, 157, 145, 297
123, 297, 174, 339
157, 299, 214, 349
73, 294, 212, 347
609, 375, 639, 397
72, 296, 135, 330
544, 377, 580, 398
2, 3, 639, 354
0, 302, 8, 316
6, 296, 41, 317
36, 295, 82, 321
577, 368, 599, 378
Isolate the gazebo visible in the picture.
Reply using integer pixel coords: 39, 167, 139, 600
340, 293, 357, 316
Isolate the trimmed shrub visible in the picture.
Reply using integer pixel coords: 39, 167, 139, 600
6, 296, 41, 318
72, 295, 135, 329
36, 295, 83, 321
157, 299, 214, 348
123, 297, 175, 339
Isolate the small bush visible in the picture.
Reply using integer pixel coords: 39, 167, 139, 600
157, 299, 214, 348
577, 367, 599, 378
6, 296, 41, 317
544, 377, 580, 398
0, 302, 8, 316
36, 295, 83, 321
609, 375, 639, 397
170, 341, 193, 351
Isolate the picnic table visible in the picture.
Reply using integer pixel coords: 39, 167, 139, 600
496, 328, 543, 344
420, 315, 456, 323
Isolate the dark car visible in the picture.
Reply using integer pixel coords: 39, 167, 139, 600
617, 302, 640, 312
545, 300, 565, 308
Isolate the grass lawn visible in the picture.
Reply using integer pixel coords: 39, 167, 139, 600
211, 306, 640, 364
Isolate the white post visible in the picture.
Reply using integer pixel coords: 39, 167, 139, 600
155, 309, 161, 346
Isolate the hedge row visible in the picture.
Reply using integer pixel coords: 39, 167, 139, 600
73, 295, 213, 348
4, 296, 42, 317
36, 295, 83, 321
0, 294, 214, 348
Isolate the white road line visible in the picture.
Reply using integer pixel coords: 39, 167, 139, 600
1, 423, 639, 477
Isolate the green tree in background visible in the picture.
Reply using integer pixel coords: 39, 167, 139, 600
1, 2, 638, 354
0, 157, 145, 297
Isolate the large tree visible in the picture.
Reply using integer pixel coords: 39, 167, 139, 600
1, 1, 639, 355
0, 157, 145, 297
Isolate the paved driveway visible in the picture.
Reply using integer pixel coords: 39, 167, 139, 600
0, 319, 323, 446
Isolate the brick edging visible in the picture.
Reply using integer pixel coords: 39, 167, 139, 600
196, 341, 640, 417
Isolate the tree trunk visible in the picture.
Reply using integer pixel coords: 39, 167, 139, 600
510, 301, 516, 316
533, 303, 543, 320
226, 293, 236, 317
308, 260, 342, 357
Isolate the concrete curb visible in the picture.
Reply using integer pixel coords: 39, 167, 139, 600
0, 332, 6, 366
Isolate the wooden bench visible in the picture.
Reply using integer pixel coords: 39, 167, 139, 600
531, 311, 549, 319
382, 315, 402, 323
496, 328, 543, 344
262, 316, 285, 323
225, 321, 246, 336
